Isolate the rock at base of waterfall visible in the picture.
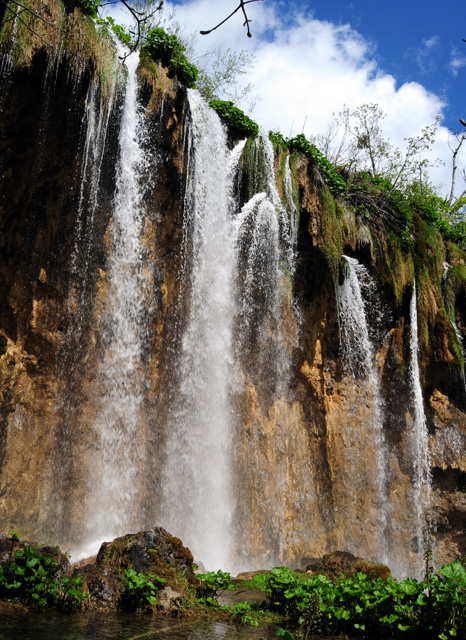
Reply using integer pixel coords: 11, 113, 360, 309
74, 527, 199, 611
0, 533, 70, 574
306, 550, 391, 581
157, 586, 182, 614
95, 527, 197, 587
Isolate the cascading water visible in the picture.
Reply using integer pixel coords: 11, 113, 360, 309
235, 136, 297, 398
83, 50, 152, 552
408, 281, 431, 560
335, 256, 391, 565
232, 136, 302, 570
159, 91, 245, 571
51, 52, 123, 543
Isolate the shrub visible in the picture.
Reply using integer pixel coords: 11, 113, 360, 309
119, 568, 167, 612
287, 134, 347, 198
197, 569, 235, 606
0, 541, 87, 611
143, 28, 198, 88
209, 100, 259, 138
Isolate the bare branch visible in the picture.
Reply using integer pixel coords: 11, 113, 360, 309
1, 0, 55, 27
447, 132, 466, 206
117, 0, 163, 63
200, 0, 264, 38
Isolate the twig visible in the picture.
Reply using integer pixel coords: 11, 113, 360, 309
200, 0, 264, 38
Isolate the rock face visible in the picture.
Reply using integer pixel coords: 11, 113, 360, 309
1, 11, 466, 580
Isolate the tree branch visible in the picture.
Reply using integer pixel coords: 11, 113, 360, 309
2, 0, 55, 26
117, 0, 163, 63
200, 0, 264, 38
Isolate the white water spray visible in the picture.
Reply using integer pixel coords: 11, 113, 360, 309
408, 281, 431, 558
335, 256, 390, 562
160, 92, 244, 571
85, 51, 151, 547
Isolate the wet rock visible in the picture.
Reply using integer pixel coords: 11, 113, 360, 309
306, 550, 391, 581
96, 527, 198, 587
79, 564, 120, 610
157, 586, 182, 614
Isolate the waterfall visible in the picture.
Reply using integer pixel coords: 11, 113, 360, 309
232, 136, 301, 570
235, 136, 297, 398
159, 92, 244, 571
335, 256, 391, 564
83, 50, 151, 550
408, 281, 431, 558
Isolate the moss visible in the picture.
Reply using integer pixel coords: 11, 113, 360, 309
319, 186, 343, 277
371, 230, 414, 305
1, 2, 119, 97
444, 263, 466, 322
288, 154, 300, 222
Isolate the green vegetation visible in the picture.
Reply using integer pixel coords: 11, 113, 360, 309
0, 538, 87, 611
209, 100, 259, 138
119, 568, 167, 612
142, 27, 198, 88
287, 133, 348, 199
197, 569, 235, 606
252, 559, 466, 639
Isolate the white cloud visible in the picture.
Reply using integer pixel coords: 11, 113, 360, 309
407, 35, 440, 74
449, 47, 466, 77
110, 0, 464, 198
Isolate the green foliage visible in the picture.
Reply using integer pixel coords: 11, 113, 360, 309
79, 0, 101, 19
252, 560, 466, 638
119, 568, 167, 612
95, 16, 132, 47
143, 27, 198, 88
0, 543, 87, 611
233, 601, 260, 626
209, 100, 259, 138
197, 569, 235, 606
287, 134, 347, 198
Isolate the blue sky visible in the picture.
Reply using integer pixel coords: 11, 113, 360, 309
292, 0, 465, 130
110, 0, 466, 196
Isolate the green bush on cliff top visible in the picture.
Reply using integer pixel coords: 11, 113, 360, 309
142, 28, 198, 88
209, 100, 259, 138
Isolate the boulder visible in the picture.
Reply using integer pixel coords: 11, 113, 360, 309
306, 550, 391, 581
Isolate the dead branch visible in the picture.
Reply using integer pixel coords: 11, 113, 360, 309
200, 0, 264, 38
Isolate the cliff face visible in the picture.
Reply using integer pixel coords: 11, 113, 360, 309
1, 12, 466, 578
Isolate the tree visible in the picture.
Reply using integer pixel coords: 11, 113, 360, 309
447, 121, 466, 208
196, 47, 258, 110
318, 103, 441, 195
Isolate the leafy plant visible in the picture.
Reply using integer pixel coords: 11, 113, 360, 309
143, 27, 198, 88
95, 16, 132, 47
250, 561, 466, 638
287, 134, 347, 198
209, 100, 259, 138
79, 0, 101, 19
119, 568, 167, 612
0, 543, 87, 611
197, 569, 235, 606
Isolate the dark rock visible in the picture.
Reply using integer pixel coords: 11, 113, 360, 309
96, 527, 198, 587
78, 563, 120, 610
306, 550, 391, 581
